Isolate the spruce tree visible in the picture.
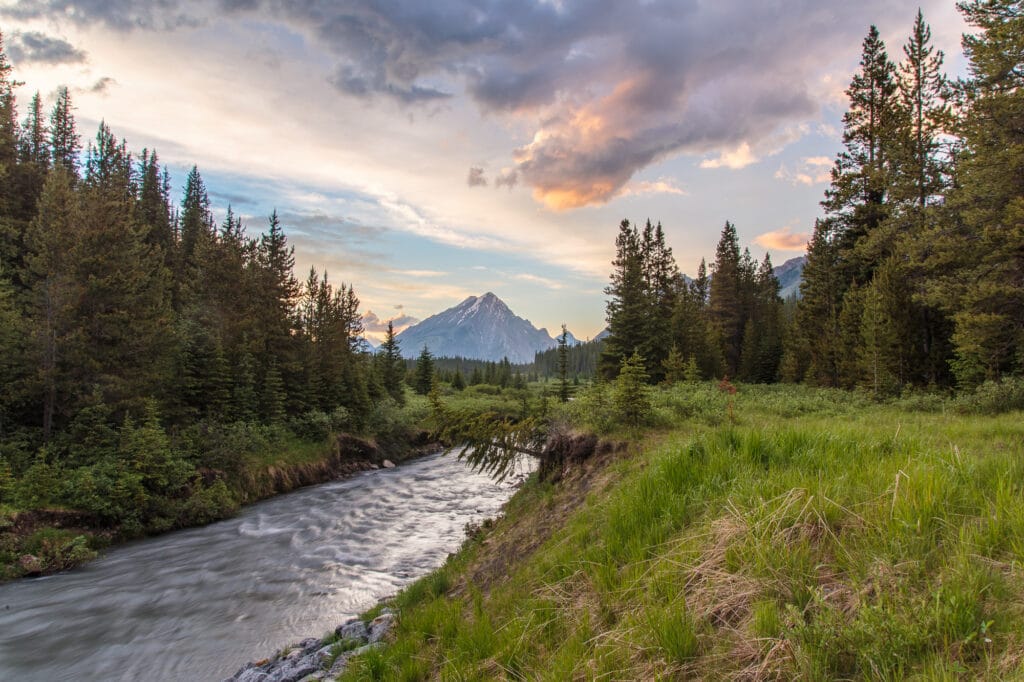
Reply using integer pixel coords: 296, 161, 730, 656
795, 219, 843, 386
613, 352, 651, 431
49, 87, 79, 177
945, 0, 1024, 385
23, 168, 79, 440
708, 221, 744, 376
414, 345, 435, 395
557, 324, 570, 402
823, 25, 901, 284
600, 220, 646, 378
379, 321, 405, 404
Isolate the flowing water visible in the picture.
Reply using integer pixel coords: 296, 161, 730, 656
0, 450, 531, 681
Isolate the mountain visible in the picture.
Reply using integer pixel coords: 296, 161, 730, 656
774, 256, 806, 300
394, 292, 559, 363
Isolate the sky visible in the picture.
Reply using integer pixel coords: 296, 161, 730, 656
0, 0, 970, 342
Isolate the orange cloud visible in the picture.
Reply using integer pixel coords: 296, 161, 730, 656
754, 227, 810, 251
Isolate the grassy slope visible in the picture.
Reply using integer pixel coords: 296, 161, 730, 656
341, 385, 1024, 681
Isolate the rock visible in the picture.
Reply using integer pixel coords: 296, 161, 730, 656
298, 637, 321, 653
276, 655, 319, 682
382, 459, 396, 469
335, 618, 368, 642
232, 666, 270, 682
18, 554, 42, 574
368, 612, 395, 643
315, 644, 335, 666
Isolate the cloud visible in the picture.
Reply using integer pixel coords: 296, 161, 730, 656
7, 0, 953, 209
774, 156, 834, 186
467, 166, 487, 187
700, 143, 758, 170
85, 76, 116, 94
6, 31, 86, 65
362, 309, 420, 334
494, 169, 518, 190
391, 269, 447, 277
511, 272, 563, 289
754, 227, 811, 251
618, 177, 687, 197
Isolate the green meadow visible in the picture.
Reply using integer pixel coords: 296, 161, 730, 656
340, 383, 1024, 681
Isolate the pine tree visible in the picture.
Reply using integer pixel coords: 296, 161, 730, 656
662, 344, 686, 385
0, 264, 23, 436
260, 361, 286, 424
49, 87, 80, 177
708, 222, 744, 376
451, 370, 465, 391
638, 220, 679, 381
945, 0, 1024, 385
600, 220, 646, 378
823, 25, 901, 284
379, 321, 405, 404
0, 30, 21, 238
73, 123, 173, 412
414, 345, 435, 395
895, 10, 951, 211
613, 351, 651, 431
557, 324, 570, 402
23, 168, 79, 440
177, 166, 214, 291
795, 219, 844, 386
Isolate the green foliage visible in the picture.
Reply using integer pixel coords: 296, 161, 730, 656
14, 452, 60, 509
613, 352, 651, 431
414, 345, 435, 396
349, 393, 1024, 679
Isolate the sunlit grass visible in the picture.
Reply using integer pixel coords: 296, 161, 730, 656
338, 384, 1024, 680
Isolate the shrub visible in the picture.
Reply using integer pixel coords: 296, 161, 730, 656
290, 410, 332, 441
13, 452, 61, 509
955, 377, 1024, 415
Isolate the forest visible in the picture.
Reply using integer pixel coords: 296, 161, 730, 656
1, 0, 1023, 578
0, 30, 413, 559
599, 6, 1024, 401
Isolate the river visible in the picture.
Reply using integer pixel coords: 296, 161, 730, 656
0, 450, 531, 681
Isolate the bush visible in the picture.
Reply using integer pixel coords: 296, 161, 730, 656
955, 377, 1024, 415
290, 410, 332, 441
61, 457, 146, 529
178, 479, 238, 526
21, 529, 97, 572
13, 453, 61, 509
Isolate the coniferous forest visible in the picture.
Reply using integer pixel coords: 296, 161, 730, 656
0, 31, 410, 554
0, 1, 1021, 580
600, 6, 1024, 401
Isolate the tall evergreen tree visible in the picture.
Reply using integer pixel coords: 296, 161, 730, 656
600, 220, 646, 378
23, 167, 79, 440
379, 321, 405, 404
557, 324, 570, 402
794, 219, 844, 386
49, 87, 79, 177
414, 345, 435, 395
944, 0, 1024, 385
823, 25, 901, 284
708, 221, 744, 376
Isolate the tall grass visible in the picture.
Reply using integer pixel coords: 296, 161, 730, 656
339, 386, 1024, 680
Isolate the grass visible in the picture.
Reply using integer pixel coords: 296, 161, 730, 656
336, 383, 1024, 681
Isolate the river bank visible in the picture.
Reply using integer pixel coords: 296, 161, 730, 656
0, 430, 440, 582
0, 449, 529, 681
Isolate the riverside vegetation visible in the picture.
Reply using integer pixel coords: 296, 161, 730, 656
337, 381, 1024, 681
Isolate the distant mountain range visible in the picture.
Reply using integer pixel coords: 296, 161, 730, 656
394, 292, 571, 363
774, 255, 806, 299
384, 259, 806, 362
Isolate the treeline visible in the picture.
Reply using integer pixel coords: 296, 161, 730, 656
603, 4, 1024, 395
0, 32, 406, 530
